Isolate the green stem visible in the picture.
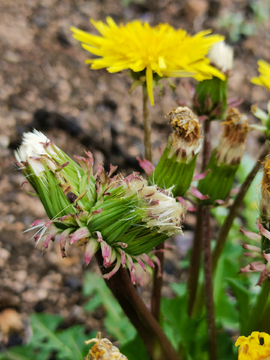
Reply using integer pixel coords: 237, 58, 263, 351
142, 84, 152, 162
244, 280, 270, 335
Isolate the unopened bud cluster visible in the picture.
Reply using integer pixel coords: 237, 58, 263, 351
16, 130, 186, 283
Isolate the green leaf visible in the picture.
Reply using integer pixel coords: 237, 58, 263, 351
226, 278, 251, 332
120, 334, 150, 360
83, 272, 136, 344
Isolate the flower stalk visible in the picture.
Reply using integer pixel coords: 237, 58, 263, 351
142, 84, 152, 162
95, 249, 181, 360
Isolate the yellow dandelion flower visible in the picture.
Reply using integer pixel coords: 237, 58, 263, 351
251, 60, 270, 92
235, 331, 270, 360
71, 17, 225, 105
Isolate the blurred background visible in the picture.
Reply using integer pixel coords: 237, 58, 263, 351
0, 0, 270, 357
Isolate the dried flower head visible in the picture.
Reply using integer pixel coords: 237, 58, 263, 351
216, 108, 249, 165
251, 60, 270, 93
235, 331, 270, 360
149, 107, 203, 196
15, 131, 186, 283
85, 332, 128, 360
71, 17, 225, 105
208, 41, 233, 74
167, 106, 203, 162
197, 108, 249, 205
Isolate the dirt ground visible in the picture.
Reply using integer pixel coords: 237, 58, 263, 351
0, 0, 270, 349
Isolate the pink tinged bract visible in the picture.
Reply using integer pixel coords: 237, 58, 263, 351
32, 219, 46, 227
134, 256, 146, 271
134, 263, 145, 286
60, 229, 71, 258
141, 254, 155, 268
102, 255, 122, 280
100, 241, 114, 266
120, 250, 126, 264
84, 239, 100, 265
257, 221, 270, 240
70, 227, 91, 245
126, 255, 136, 284
43, 228, 59, 249
263, 252, 270, 261
152, 255, 162, 277
240, 227, 261, 243
192, 169, 210, 181
136, 157, 155, 176
189, 187, 210, 200
241, 243, 261, 253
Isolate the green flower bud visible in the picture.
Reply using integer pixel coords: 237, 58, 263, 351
197, 108, 249, 205
150, 106, 203, 196
193, 41, 233, 120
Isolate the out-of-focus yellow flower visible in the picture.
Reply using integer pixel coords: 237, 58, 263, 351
235, 331, 270, 360
251, 60, 270, 92
71, 17, 225, 105
85, 332, 128, 360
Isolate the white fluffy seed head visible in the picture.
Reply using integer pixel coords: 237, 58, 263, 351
208, 41, 233, 73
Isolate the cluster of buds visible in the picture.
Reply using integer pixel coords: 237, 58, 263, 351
193, 41, 233, 120
235, 331, 270, 360
197, 108, 249, 205
15, 131, 186, 283
149, 106, 203, 197
240, 156, 270, 285
85, 332, 128, 360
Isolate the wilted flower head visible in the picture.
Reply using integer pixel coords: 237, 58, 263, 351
15, 131, 186, 283
197, 108, 249, 205
71, 17, 225, 105
216, 108, 249, 165
85, 332, 128, 360
251, 60, 270, 93
167, 107, 203, 163
235, 331, 270, 360
208, 41, 233, 74
149, 107, 203, 196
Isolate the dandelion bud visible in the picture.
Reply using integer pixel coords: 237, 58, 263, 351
16, 131, 186, 283
198, 108, 249, 205
150, 107, 203, 196
85, 332, 128, 360
193, 41, 233, 120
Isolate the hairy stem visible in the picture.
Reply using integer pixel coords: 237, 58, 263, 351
95, 250, 181, 360
203, 207, 218, 360
151, 242, 165, 322
143, 84, 152, 162
187, 120, 211, 316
